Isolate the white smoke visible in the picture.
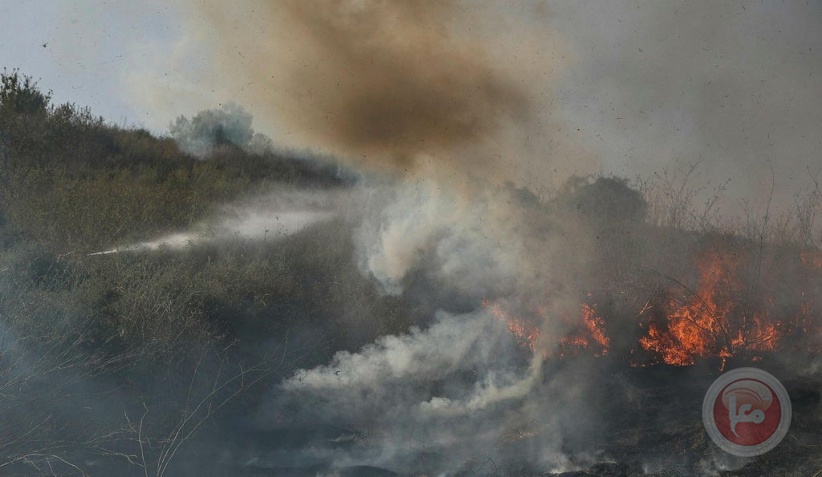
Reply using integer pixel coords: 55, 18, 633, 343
269, 308, 579, 474
353, 177, 577, 300
284, 309, 520, 415
256, 175, 605, 474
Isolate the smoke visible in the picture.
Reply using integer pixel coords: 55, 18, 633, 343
129, 0, 822, 210
41, 0, 822, 211
283, 310, 524, 418
233, 174, 618, 474
243, 1, 530, 162
142, 0, 598, 187
82, 167, 617, 472
353, 179, 550, 296
258, 310, 584, 474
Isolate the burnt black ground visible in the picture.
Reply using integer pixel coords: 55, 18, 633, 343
2, 359, 816, 476
217, 360, 822, 476
539, 362, 822, 477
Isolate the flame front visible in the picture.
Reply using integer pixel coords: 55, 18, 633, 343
484, 244, 818, 368
559, 303, 609, 358
483, 299, 542, 353
638, 248, 781, 366
483, 299, 608, 358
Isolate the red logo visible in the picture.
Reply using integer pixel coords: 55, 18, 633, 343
702, 368, 791, 456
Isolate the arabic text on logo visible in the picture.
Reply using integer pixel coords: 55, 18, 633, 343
702, 367, 791, 456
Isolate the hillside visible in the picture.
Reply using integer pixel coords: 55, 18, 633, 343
0, 71, 820, 476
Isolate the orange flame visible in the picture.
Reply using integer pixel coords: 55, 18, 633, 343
582, 304, 610, 354
483, 299, 542, 353
485, 245, 817, 368
638, 248, 782, 367
559, 304, 609, 358
483, 299, 608, 359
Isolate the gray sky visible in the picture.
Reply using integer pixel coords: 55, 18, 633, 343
550, 0, 822, 211
0, 1, 183, 126
2, 1, 821, 213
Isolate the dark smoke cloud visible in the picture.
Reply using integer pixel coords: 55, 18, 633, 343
82, 0, 822, 209
176, 0, 597, 184
258, 2, 529, 163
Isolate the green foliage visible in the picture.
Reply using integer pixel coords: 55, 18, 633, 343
169, 102, 255, 156
63, 219, 412, 362
0, 70, 402, 473
0, 68, 51, 116
0, 96, 345, 254
0, 71, 358, 365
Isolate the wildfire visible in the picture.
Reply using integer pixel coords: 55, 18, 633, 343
484, 244, 818, 369
482, 299, 608, 358
583, 304, 610, 352
559, 304, 610, 358
638, 248, 781, 367
483, 299, 542, 353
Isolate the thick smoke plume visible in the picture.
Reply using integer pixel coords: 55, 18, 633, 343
239, 1, 530, 162
237, 177, 623, 474
176, 0, 597, 185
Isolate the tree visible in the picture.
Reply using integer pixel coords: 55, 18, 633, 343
169, 103, 255, 157
0, 69, 51, 117
0, 70, 53, 205
556, 175, 648, 224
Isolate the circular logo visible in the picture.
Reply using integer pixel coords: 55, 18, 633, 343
702, 367, 791, 456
